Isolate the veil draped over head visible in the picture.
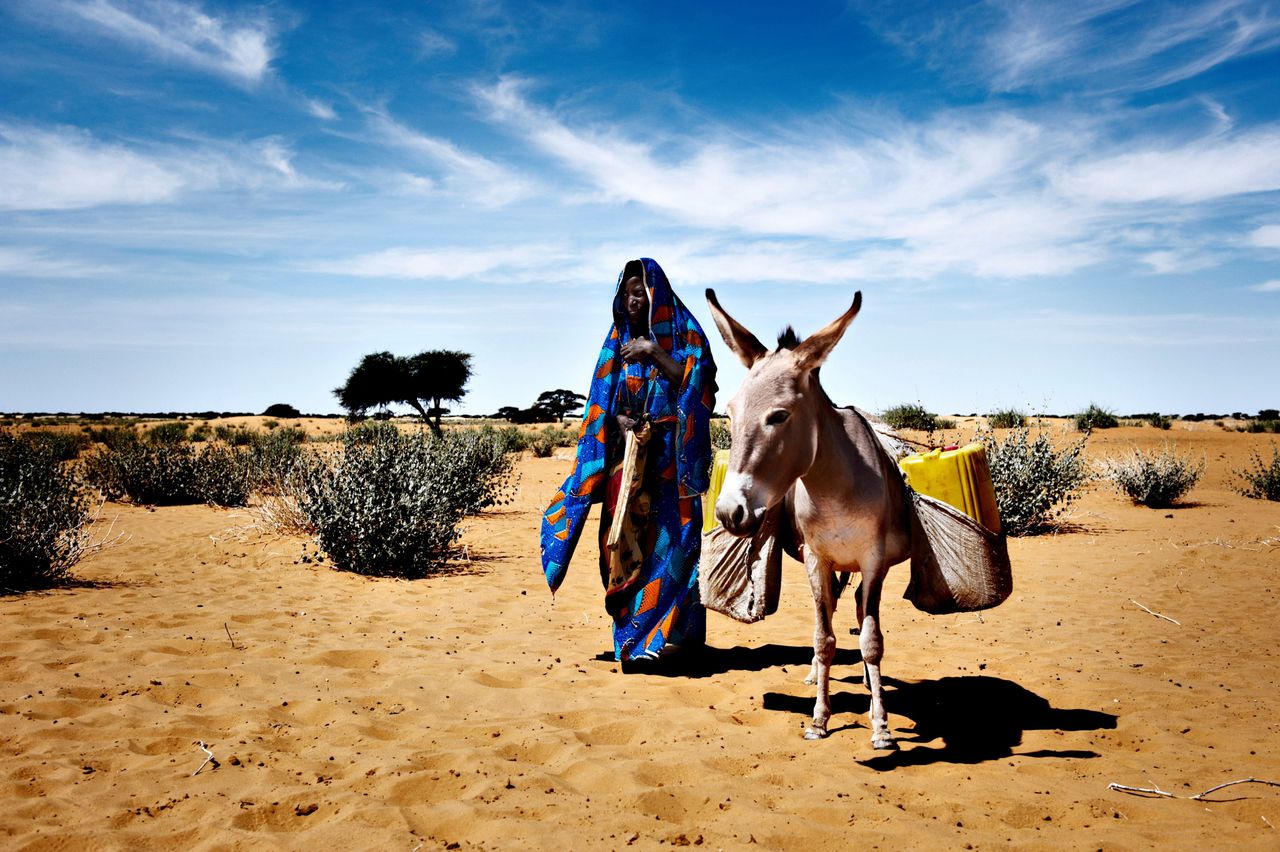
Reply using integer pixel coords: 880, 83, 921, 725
539, 258, 716, 594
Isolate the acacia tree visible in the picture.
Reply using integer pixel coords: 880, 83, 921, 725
334, 350, 473, 434
405, 350, 473, 435
535, 389, 586, 420
333, 351, 405, 420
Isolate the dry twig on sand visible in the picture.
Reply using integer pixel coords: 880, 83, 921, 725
1128, 598, 1181, 625
1108, 778, 1280, 800
224, 622, 240, 650
193, 741, 218, 776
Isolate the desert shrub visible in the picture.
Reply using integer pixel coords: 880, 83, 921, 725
529, 427, 575, 458
882, 403, 943, 432
1243, 419, 1280, 434
1073, 404, 1118, 431
262, 419, 279, 430
0, 433, 90, 592
20, 430, 92, 461
85, 442, 251, 506
190, 423, 211, 442
488, 426, 530, 454
247, 427, 308, 493
214, 425, 256, 446
146, 421, 189, 444
987, 409, 1027, 429
1145, 413, 1172, 430
86, 425, 139, 450
1259, 409, 1279, 421
298, 427, 515, 577
1097, 445, 1203, 508
710, 419, 732, 449
975, 425, 1091, 536
1234, 445, 1280, 501
262, 403, 302, 418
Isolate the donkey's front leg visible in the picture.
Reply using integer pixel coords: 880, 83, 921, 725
803, 553, 836, 740
859, 563, 897, 750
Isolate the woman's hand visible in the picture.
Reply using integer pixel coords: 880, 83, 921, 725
621, 338, 683, 383
621, 339, 657, 363
616, 413, 637, 432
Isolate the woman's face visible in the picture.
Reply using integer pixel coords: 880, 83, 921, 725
623, 275, 648, 330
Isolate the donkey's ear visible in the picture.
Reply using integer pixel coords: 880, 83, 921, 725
706, 288, 767, 368
793, 291, 862, 372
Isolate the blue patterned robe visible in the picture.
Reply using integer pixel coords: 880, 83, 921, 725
540, 259, 716, 661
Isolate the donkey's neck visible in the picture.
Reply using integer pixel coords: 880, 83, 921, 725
798, 393, 870, 499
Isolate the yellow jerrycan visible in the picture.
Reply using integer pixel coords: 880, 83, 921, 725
899, 443, 1001, 534
703, 449, 732, 531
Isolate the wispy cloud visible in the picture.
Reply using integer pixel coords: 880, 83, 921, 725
361, 105, 534, 207
305, 98, 337, 120
1251, 279, 1280, 292
48, 0, 274, 83
0, 246, 115, 278
0, 123, 332, 211
418, 27, 457, 59
868, 0, 1280, 94
1249, 223, 1280, 248
476, 77, 1279, 279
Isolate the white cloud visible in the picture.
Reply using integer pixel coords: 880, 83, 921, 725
0, 124, 182, 210
0, 246, 115, 277
474, 78, 1280, 280
983, 0, 1280, 92
1251, 279, 1280, 292
1249, 224, 1280, 248
51, 0, 274, 83
310, 245, 562, 281
1051, 127, 1280, 203
362, 105, 534, 207
418, 27, 457, 59
305, 99, 337, 121
0, 123, 333, 211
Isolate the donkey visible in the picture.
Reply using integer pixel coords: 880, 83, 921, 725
705, 289, 910, 749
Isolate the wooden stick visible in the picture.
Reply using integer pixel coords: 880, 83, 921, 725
224, 622, 239, 650
606, 423, 648, 551
193, 741, 216, 776
1109, 777, 1280, 800
1129, 599, 1181, 625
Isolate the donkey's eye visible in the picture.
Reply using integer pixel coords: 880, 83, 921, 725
765, 409, 790, 426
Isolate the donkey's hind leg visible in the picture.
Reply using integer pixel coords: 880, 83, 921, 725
803, 554, 836, 740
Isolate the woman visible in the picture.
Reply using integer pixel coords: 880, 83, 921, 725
540, 259, 716, 664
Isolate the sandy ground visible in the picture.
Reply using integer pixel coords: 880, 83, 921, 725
2, 422, 1279, 850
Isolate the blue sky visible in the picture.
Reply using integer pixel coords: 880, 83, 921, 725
1, 0, 1278, 417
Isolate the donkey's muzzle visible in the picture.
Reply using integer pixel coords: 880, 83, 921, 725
715, 471, 766, 537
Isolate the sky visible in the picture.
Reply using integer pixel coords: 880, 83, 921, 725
1, 0, 1278, 417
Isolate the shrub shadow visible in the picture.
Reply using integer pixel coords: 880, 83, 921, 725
762, 674, 1116, 769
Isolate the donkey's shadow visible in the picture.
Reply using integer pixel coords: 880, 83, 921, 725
761, 666, 1116, 769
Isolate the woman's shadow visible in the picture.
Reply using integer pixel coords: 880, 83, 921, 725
600, 643, 1117, 769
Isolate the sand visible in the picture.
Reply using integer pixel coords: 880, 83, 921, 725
2, 421, 1279, 849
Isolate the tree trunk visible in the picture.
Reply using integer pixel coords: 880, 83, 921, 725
429, 396, 443, 437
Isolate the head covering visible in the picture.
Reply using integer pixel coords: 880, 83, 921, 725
540, 258, 716, 593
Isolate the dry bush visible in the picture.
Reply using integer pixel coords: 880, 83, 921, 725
1097, 445, 1203, 508
1, 433, 90, 591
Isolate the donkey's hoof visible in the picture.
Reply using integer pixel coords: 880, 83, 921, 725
803, 725, 828, 740
871, 734, 898, 751
803, 674, 817, 686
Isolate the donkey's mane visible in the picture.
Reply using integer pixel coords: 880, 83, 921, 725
776, 326, 803, 350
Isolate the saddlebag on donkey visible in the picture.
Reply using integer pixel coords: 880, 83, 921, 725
698, 450, 783, 623
904, 492, 1012, 614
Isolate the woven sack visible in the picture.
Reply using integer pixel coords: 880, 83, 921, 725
905, 492, 1012, 614
699, 507, 782, 623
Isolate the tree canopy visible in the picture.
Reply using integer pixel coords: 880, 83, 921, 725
334, 350, 472, 434
535, 389, 586, 420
